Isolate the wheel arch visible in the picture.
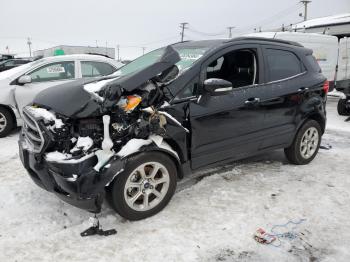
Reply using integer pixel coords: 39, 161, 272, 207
307, 113, 326, 134
126, 146, 185, 179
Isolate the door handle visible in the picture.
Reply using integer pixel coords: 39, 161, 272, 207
298, 87, 309, 93
245, 97, 260, 105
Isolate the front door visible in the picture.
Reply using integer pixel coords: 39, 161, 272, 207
14, 61, 77, 113
189, 45, 266, 169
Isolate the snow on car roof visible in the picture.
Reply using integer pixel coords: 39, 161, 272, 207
39, 54, 116, 62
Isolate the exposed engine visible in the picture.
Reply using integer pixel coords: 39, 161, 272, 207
24, 79, 178, 167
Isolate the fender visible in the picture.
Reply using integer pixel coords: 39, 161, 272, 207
119, 139, 185, 179
296, 95, 326, 134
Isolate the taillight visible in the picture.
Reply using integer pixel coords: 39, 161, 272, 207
323, 80, 329, 94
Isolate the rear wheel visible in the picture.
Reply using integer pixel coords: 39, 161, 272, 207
0, 108, 14, 138
107, 152, 177, 220
337, 98, 350, 116
284, 120, 322, 165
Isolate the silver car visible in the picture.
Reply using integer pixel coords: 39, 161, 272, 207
0, 54, 123, 137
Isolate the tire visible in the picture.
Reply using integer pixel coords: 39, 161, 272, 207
107, 152, 177, 220
0, 107, 14, 138
284, 120, 322, 165
337, 98, 349, 116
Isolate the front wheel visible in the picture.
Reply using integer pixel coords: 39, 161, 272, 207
0, 107, 14, 138
284, 120, 322, 165
107, 152, 177, 220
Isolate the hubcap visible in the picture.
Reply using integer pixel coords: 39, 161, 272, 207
0, 112, 7, 132
300, 127, 319, 159
124, 162, 170, 212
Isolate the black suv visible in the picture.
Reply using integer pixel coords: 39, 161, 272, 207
19, 37, 328, 220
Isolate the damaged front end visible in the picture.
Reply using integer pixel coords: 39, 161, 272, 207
19, 46, 187, 213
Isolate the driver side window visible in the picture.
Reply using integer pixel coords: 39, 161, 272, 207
205, 49, 258, 88
29, 61, 75, 83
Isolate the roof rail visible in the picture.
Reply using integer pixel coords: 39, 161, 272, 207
225, 37, 303, 47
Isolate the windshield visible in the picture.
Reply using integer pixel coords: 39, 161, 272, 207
115, 46, 209, 77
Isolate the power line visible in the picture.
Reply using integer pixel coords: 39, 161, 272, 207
237, 2, 303, 33
187, 26, 226, 37
141, 35, 179, 46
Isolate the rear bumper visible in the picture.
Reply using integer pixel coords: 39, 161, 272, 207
19, 134, 124, 213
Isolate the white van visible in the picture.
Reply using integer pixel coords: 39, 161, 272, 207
246, 32, 339, 91
337, 37, 350, 90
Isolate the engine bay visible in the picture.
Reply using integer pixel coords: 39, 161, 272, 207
23, 75, 185, 173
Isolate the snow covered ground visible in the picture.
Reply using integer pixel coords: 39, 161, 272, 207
0, 96, 349, 262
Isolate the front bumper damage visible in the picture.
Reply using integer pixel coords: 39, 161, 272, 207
19, 134, 124, 213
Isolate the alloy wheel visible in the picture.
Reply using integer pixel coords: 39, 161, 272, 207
300, 127, 319, 159
124, 162, 170, 212
0, 112, 7, 132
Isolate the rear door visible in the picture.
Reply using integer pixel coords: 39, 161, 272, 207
258, 45, 307, 149
189, 44, 267, 169
14, 60, 78, 112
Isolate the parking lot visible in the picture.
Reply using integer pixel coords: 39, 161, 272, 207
0, 96, 349, 262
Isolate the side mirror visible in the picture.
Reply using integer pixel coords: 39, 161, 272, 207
204, 78, 232, 95
18, 75, 32, 85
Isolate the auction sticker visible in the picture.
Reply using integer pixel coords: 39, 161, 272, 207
47, 65, 65, 74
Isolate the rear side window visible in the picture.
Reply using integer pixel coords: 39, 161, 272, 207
265, 49, 304, 82
81, 61, 116, 77
305, 54, 321, 73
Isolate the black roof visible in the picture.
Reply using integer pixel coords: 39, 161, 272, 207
172, 37, 303, 48
227, 36, 303, 47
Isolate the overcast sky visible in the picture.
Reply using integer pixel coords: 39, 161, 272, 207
1, 0, 349, 59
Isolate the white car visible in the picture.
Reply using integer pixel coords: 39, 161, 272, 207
0, 54, 123, 137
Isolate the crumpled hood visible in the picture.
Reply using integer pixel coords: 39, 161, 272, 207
32, 45, 181, 118
32, 78, 104, 118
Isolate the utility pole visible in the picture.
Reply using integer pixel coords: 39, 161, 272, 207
27, 37, 32, 57
105, 41, 108, 56
95, 40, 98, 47
142, 47, 146, 55
180, 22, 188, 42
300, 0, 311, 21
227, 26, 235, 38
116, 44, 120, 61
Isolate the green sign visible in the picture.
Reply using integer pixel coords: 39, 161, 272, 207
54, 49, 65, 56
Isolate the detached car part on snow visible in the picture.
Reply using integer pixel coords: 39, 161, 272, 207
19, 38, 328, 220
